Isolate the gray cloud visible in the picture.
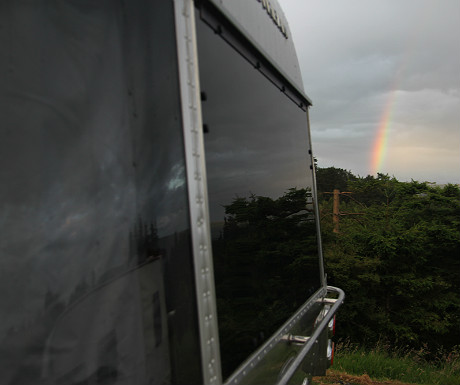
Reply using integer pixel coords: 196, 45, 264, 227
279, 0, 460, 183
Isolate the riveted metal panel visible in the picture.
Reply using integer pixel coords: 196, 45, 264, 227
173, 1, 222, 384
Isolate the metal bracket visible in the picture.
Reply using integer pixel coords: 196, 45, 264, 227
322, 298, 338, 305
281, 334, 310, 345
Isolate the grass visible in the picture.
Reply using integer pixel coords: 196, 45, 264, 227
322, 339, 460, 385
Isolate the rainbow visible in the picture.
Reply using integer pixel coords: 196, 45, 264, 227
370, 90, 397, 176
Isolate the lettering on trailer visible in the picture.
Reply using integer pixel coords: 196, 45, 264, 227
256, 0, 288, 39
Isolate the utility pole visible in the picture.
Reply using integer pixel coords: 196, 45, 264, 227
324, 189, 361, 233
333, 189, 340, 233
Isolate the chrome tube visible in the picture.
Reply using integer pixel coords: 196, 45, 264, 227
276, 286, 345, 385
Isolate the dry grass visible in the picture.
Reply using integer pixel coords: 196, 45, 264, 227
311, 340, 460, 385
313, 370, 419, 385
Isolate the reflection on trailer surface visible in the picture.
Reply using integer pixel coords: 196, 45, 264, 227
42, 259, 169, 384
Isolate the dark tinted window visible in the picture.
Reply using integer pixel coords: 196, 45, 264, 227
196, 13, 322, 378
0, 2, 201, 384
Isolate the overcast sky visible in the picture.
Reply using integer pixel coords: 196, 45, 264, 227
278, 0, 460, 184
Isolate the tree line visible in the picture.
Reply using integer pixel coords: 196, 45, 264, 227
317, 167, 460, 353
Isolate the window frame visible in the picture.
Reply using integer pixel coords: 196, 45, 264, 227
174, 1, 328, 384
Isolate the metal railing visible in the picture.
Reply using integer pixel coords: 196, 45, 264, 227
276, 286, 345, 385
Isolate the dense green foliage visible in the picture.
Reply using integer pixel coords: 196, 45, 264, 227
211, 167, 458, 377
317, 168, 460, 353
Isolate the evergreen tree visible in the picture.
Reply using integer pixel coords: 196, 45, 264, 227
320, 172, 460, 351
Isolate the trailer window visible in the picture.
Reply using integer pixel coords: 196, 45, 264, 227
196, 14, 322, 378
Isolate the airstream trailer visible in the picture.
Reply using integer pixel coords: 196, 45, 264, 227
0, 0, 344, 384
